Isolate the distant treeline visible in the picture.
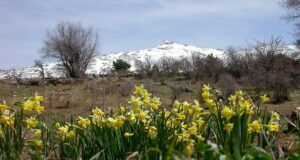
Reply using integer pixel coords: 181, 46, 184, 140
134, 38, 300, 103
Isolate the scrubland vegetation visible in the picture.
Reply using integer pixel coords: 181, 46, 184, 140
134, 37, 300, 104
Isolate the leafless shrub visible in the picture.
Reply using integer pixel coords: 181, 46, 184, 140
202, 54, 224, 82
216, 73, 239, 97
225, 37, 299, 103
225, 47, 253, 79
34, 60, 45, 79
41, 21, 99, 78
179, 57, 193, 79
269, 73, 291, 103
189, 53, 205, 80
250, 38, 295, 100
158, 56, 180, 77
135, 57, 158, 78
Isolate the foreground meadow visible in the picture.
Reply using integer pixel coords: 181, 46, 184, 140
0, 84, 299, 159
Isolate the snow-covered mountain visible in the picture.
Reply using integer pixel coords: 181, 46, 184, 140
0, 41, 225, 79
87, 41, 224, 74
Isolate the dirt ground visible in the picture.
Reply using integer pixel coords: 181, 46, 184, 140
0, 77, 298, 121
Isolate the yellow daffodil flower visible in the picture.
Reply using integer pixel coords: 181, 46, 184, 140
0, 103, 9, 112
266, 122, 280, 132
195, 134, 205, 142
204, 99, 215, 109
188, 108, 194, 115
235, 90, 244, 97
126, 111, 136, 123
134, 85, 143, 96
148, 126, 157, 139
239, 99, 252, 114
119, 106, 126, 113
55, 122, 61, 129
183, 101, 190, 110
173, 100, 180, 108
271, 112, 280, 121
77, 117, 91, 128
0, 126, 3, 137
130, 96, 142, 111
28, 139, 42, 150
202, 85, 212, 92
34, 96, 44, 102
93, 107, 105, 117
22, 100, 36, 111
124, 132, 134, 138
184, 139, 195, 157
228, 95, 237, 103
25, 117, 38, 129
248, 120, 262, 133
176, 113, 186, 120
224, 123, 234, 133
149, 104, 159, 110
136, 110, 150, 122
187, 125, 197, 135
142, 90, 151, 99
35, 105, 45, 114
0, 115, 9, 124
201, 92, 212, 99
33, 129, 42, 138
221, 107, 235, 119
66, 130, 75, 139
115, 116, 125, 127
57, 126, 69, 137
107, 117, 117, 128
260, 94, 270, 103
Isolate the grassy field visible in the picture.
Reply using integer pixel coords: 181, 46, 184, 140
0, 77, 298, 120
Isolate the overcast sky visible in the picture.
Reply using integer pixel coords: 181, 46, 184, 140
0, 0, 294, 69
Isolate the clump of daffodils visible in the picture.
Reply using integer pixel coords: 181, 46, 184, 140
0, 86, 284, 159
56, 123, 76, 140
200, 85, 281, 158
0, 94, 46, 157
266, 111, 280, 133
21, 95, 45, 114
64, 85, 212, 157
77, 116, 91, 128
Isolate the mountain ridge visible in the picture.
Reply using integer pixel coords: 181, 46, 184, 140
0, 40, 224, 79
1, 40, 296, 79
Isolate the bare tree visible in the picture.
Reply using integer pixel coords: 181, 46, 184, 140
179, 57, 193, 79
41, 21, 99, 78
283, 0, 300, 47
34, 60, 45, 79
135, 57, 158, 78
190, 53, 205, 80
203, 54, 224, 82
225, 37, 299, 103
283, 0, 300, 21
179, 53, 205, 80
158, 56, 180, 76
226, 47, 244, 78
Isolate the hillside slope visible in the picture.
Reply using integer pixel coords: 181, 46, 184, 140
0, 41, 224, 79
